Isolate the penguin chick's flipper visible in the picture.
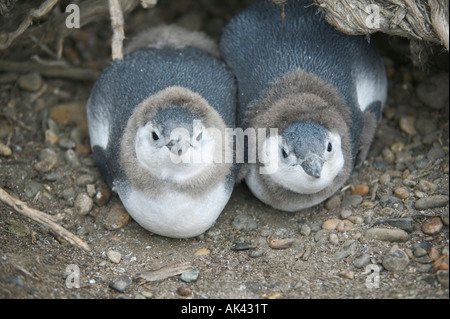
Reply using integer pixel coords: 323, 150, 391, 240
355, 101, 383, 168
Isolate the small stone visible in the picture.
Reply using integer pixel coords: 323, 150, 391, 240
391, 142, 404, 152
177, 286, 193, 296
109, 275, 131, 292
432, 254, 449, 271
231, 242, 255, 251
415, 195, 449, 210
324, 195, 341, 210
336, 220, 354, 233
413, 247, 428, 257
75, 174, 96, 186
427, 146, 445, 161
103, 204, 131, 230
45, 130, 59, 146
299, 224, 311, 236
415, 118, 437, 135
382, 149, 395, 164
365, 227, 409, 242
180, 269, 200, 283
18, 72, 43, 92
382, 245, 410, 272
417, 180, 438, 193
342, 195, 363, 208
347, 216, 364, 225
373, 218, 414, 233
64, 149, 79, 165
436, 270, 449, 288
107, 250, 122, 264
329, 233, 339, 245
58, 137, 76, 149
379, 173, 391, 185
34, 148, 58, 173
416, 72, 449, 109
194, 248, 211, 256
402, 179, 416, 187
74, 193, 93, 215
231, 214, 258, 231
323, 219, 340, 230
269, 238, 294, 249
421, 217, 443, 235
399, 116, 417, 135
0, 142, 12, 156
249, 250, 264, 258
353, 254, 371, 269
94, 186, 111, 207
352, 184, 369, 196
340, 209, 352, 219
86, 184, 96, 197
314, 229, 329, 243
441, 211, 449, 226
414, 156, 429, 169
333, 240, 359, 261
50, 101, 88, 134
394, 187, 409, 199
24, 180, 42, 198
379, 195, 404, 209
338, 270, 355, 280
429, 247, 440, 260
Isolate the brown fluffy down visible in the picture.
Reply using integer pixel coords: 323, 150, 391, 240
245, 69, 355, 209
120, 86, 232, 197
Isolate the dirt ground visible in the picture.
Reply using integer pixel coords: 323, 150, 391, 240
0, 0, 449, 300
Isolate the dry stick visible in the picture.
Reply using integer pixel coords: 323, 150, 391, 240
0, 60, 99, 80
108, 0, 125, 60
0, 0, 60, 50
0, 187, 91, 252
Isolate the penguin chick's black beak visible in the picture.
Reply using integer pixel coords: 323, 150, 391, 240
301, 155, 323, 179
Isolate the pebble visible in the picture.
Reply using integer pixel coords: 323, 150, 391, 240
347, 216, 364, 225
107, 250, 122, 264
421, 217, 443, 235
432, 254, 449, 271
415, 118, 436, 135
323, 219, 340, 230
441, 211, 449, 226
109, 275, 131, 292
382, 149, 395, 164
352, 184, 369, 196
364, 227, 409, 242
58, 137, 76, 149
379, 195, 404, 209
414, 247, 428, 257
429, 247, 440, 260
353, 254, 371, 269
336, 220, 354, 233
103, 204, 131, 230
231, 242, 254, 251
379, 173, 391, 185
75, 174, 96, 186
417, 180, 438, 193
329, 233, 339, 245
86, 184, 96, 197
373, 218, 414, 233
338, 270, 355, 280
34, 148, 58, 173
415, 195, 449, 210
0, 142, 12, 156
390, 142, 404, 153
248, 249, 264, 258
231, 214, 258, 231
18, 72, 43, 92
414, 156, 429, 169
382, 245, 410, 272
436, 270, 449, 288
24, 180, 42, 198
402, 179, 416, 187
74, 193, 93, 215
324, 195, 341, 210
269, 238, 294, 249
64, 149, 79, 165
399, 116, 417, 135
342, 195, 363, 208
416, 72, 449, 109
180, 269, 200, 283
177, 286, 193, 296
94, 186, 111, 207
299, 224, 311, 236
394, 187, 410, 199
340, 209, 352, 219
427, 146, 445, 161
50, 101, 88, 134
194, 248, 211, 256
333, 240, 359, 261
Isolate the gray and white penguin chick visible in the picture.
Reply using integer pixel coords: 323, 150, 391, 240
87, 25, 237, 238
220, 0, 387, 212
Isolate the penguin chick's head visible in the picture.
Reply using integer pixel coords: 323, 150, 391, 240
135, 105, 215, 181
265, 122, 345, 194
121, 86, 231, 188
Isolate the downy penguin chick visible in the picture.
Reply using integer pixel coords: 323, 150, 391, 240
220, 0, 387, 212
87, 25, 237, 238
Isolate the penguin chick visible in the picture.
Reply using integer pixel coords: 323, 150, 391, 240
87, 25, 237, 238
220, 0, 387, 212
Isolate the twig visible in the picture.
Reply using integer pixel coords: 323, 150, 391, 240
0, 0, 60, 50
108, 0, 125, 60
0, 60, 99, 80
0, 187, 91, 252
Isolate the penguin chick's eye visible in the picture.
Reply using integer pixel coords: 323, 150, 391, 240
281, 148, 289, 159
152, 131, 159, 141
327, 142, 332, 152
